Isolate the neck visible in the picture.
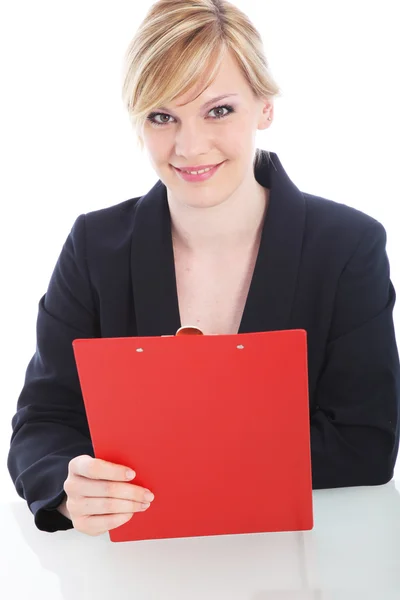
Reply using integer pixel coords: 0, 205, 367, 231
168, 181, 269, 253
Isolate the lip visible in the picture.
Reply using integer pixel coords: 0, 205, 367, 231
172, 161, 225, 183
174, 163, 223, 171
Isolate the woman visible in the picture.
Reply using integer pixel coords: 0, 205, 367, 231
7, 0, 400, 538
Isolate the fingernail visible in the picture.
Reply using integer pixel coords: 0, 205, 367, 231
126, 469, 136, 480
144, 491, 155, 502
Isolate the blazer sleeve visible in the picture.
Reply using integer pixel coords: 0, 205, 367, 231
311, 219, 400, 488
7, 214, 98, 532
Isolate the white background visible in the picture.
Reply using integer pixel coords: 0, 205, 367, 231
1, 0, 399, 500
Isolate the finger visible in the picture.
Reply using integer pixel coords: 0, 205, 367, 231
67, 476, 154, 504
70, 455, 136, 482
69, 497, 151, 518
75, 512, 135, 537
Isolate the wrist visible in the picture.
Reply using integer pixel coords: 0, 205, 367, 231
57, 497, 71, 520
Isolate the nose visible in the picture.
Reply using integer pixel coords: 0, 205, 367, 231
174, 120, 211, 159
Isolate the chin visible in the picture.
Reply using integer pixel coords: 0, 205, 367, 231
178, 191, 231, 209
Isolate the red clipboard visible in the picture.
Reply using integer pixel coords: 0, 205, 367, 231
72, 329, 313, 542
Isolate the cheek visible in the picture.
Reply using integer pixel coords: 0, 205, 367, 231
143, 129, 170, 158
219, 117, 254, 145
220, 130, 251, 157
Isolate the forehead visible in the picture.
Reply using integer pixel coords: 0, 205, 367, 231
173, 49, 250, 109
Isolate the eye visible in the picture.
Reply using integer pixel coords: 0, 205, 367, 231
146, 104, 235, 127
208, 105, 233, 119
147, 113, 173, 126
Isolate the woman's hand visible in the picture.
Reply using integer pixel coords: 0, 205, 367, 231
58, 454, 154, 536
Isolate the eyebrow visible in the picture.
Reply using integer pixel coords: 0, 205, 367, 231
157, 94, 239, 113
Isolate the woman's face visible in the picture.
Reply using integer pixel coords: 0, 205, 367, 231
142, 50, 273, 210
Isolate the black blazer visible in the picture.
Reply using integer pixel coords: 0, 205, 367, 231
7, 150, 400, 533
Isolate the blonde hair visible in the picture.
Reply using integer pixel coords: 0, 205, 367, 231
121, 0, 282, 168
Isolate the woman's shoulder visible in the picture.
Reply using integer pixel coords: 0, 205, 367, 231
302, 191, 386, 249
85, 196, 142, 225
76, 196, 143, 248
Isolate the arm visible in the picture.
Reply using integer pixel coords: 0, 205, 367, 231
310, 220, 400, 489
7, 214, 98, 531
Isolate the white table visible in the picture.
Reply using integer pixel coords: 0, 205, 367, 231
1, 474, 400, 599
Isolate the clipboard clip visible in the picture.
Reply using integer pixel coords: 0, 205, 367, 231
175, 326, 204, 336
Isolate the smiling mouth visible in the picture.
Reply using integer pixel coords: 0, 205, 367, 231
173, 161, 224, 174
171, 161, 226, 182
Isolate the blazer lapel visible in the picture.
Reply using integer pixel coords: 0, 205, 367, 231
239, 151, 306, 333
130, 150, 306, 337
130, 180, 181, 337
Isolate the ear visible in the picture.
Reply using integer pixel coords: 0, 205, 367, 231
257, 99, 274, 131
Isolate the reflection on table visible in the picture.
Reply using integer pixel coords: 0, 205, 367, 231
1, 480, 400, 599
